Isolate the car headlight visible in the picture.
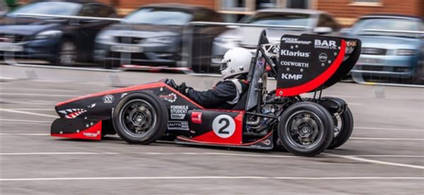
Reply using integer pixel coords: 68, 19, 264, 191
96, 31, 114, 43
396, 49, 417, 56
215, 36, 241, 44
35, 30, 62, 40
145, 36, 175, 44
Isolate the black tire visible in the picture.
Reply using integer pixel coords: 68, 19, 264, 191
112, 93, 168, 144
411, 61, 424, 84
278, 102, 334, 156
57, 40, 77, 66
328, 106, 354, 149
101, 60, 115, 69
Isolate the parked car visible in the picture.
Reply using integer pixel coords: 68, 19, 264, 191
211, 9, 341, 65
345, 14, 424, 83
94, 4, 223, 69
0, 0, 117, 65
0, 0, 9, 17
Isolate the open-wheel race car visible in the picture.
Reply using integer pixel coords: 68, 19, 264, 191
51, 31, 361, 156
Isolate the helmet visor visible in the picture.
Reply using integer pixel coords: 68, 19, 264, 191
220, 61, 228, 71
220, 58, 230, 71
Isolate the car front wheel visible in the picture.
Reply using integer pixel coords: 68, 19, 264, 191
112, 93, 168, 144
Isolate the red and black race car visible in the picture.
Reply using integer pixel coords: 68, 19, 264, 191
51, 32, 361, 156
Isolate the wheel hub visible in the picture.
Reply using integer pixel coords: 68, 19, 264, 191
122, 101, 155, 135
287, 111, 322, 147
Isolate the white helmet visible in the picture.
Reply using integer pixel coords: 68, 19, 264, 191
220, 47, 253, 79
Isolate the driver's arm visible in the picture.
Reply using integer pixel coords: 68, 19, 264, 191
184, 81, 236, 108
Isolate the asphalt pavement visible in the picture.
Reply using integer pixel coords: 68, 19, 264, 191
0, 64, 423, 194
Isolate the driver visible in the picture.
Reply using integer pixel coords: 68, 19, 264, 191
166, 47, 252, 109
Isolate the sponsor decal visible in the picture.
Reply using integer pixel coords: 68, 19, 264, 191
314, 39, 337, 49
281, 73, 303, 80
159, 93, 177, 103
280, 50, 310, 58
281, 37, 311, 45
83, 131, 101, 137
346, 40, 358, 47
87, 103, 96, 109
103, 95, 114, 104
167, 121, 189, 130
262, 139, 271, 146
280, 61, 309, 68
319, 53, 328, 62
212, 115, 236, 139
59, 108, 87, 119
170, 105, 188, 120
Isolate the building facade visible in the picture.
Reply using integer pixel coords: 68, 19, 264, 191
316, 0, 424, 25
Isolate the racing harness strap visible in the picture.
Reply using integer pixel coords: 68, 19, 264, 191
226, 79, 243, 105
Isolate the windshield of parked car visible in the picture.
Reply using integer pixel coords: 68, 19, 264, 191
352, 18, 423, 33
7, 2, 82, 17
123, 8, 192, 25
243, 12, 313, 27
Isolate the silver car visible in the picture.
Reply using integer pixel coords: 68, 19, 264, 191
0, 0, 8, 17
211, 9, 341, 66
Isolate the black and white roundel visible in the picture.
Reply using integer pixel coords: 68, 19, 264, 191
212, 115, 236, 138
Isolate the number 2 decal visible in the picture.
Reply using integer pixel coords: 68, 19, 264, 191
212, 115, 236, 138
218, 118, 230, 134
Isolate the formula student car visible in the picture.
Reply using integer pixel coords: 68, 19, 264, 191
51, 32, 361, 156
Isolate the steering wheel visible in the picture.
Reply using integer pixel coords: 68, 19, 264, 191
164, 79, 178, 89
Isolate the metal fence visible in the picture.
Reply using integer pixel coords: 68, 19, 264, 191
1, 14, 423, 86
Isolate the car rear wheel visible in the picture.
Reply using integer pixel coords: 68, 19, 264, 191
328, 106, 353, 149
112, 93, 168, 144
411, 60, 424, 84
278, 102, 334, 156
58, 41, 77, 66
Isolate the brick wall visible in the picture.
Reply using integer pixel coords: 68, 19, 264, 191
317, 0, 424, 25
97, 0, 216, 15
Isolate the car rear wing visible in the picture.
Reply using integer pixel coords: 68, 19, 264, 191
274, 34, 361, 97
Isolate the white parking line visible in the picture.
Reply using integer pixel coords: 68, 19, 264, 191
351, 137, 424, 141
355, 155, 424, 158
143, 152, 297, 158
0, 108, 57, 118
355, 126, 423, 132
9, 108, 53, 111
0, 133, 49, 136
325, 153, 424, 170
0, 93, 76, 97
0, 152, 118, 156
0, 119, 51, 123
9, 63, 121, 72
4, 88, 78, 93
2, 151, 423, 159
1, 176, 423, 182
0, 99, 53, 105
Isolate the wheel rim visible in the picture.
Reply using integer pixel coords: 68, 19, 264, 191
59, 42, 76, 65
333, 113, 343, 137
118, 99, 157, 138
285, 110, 325, 151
